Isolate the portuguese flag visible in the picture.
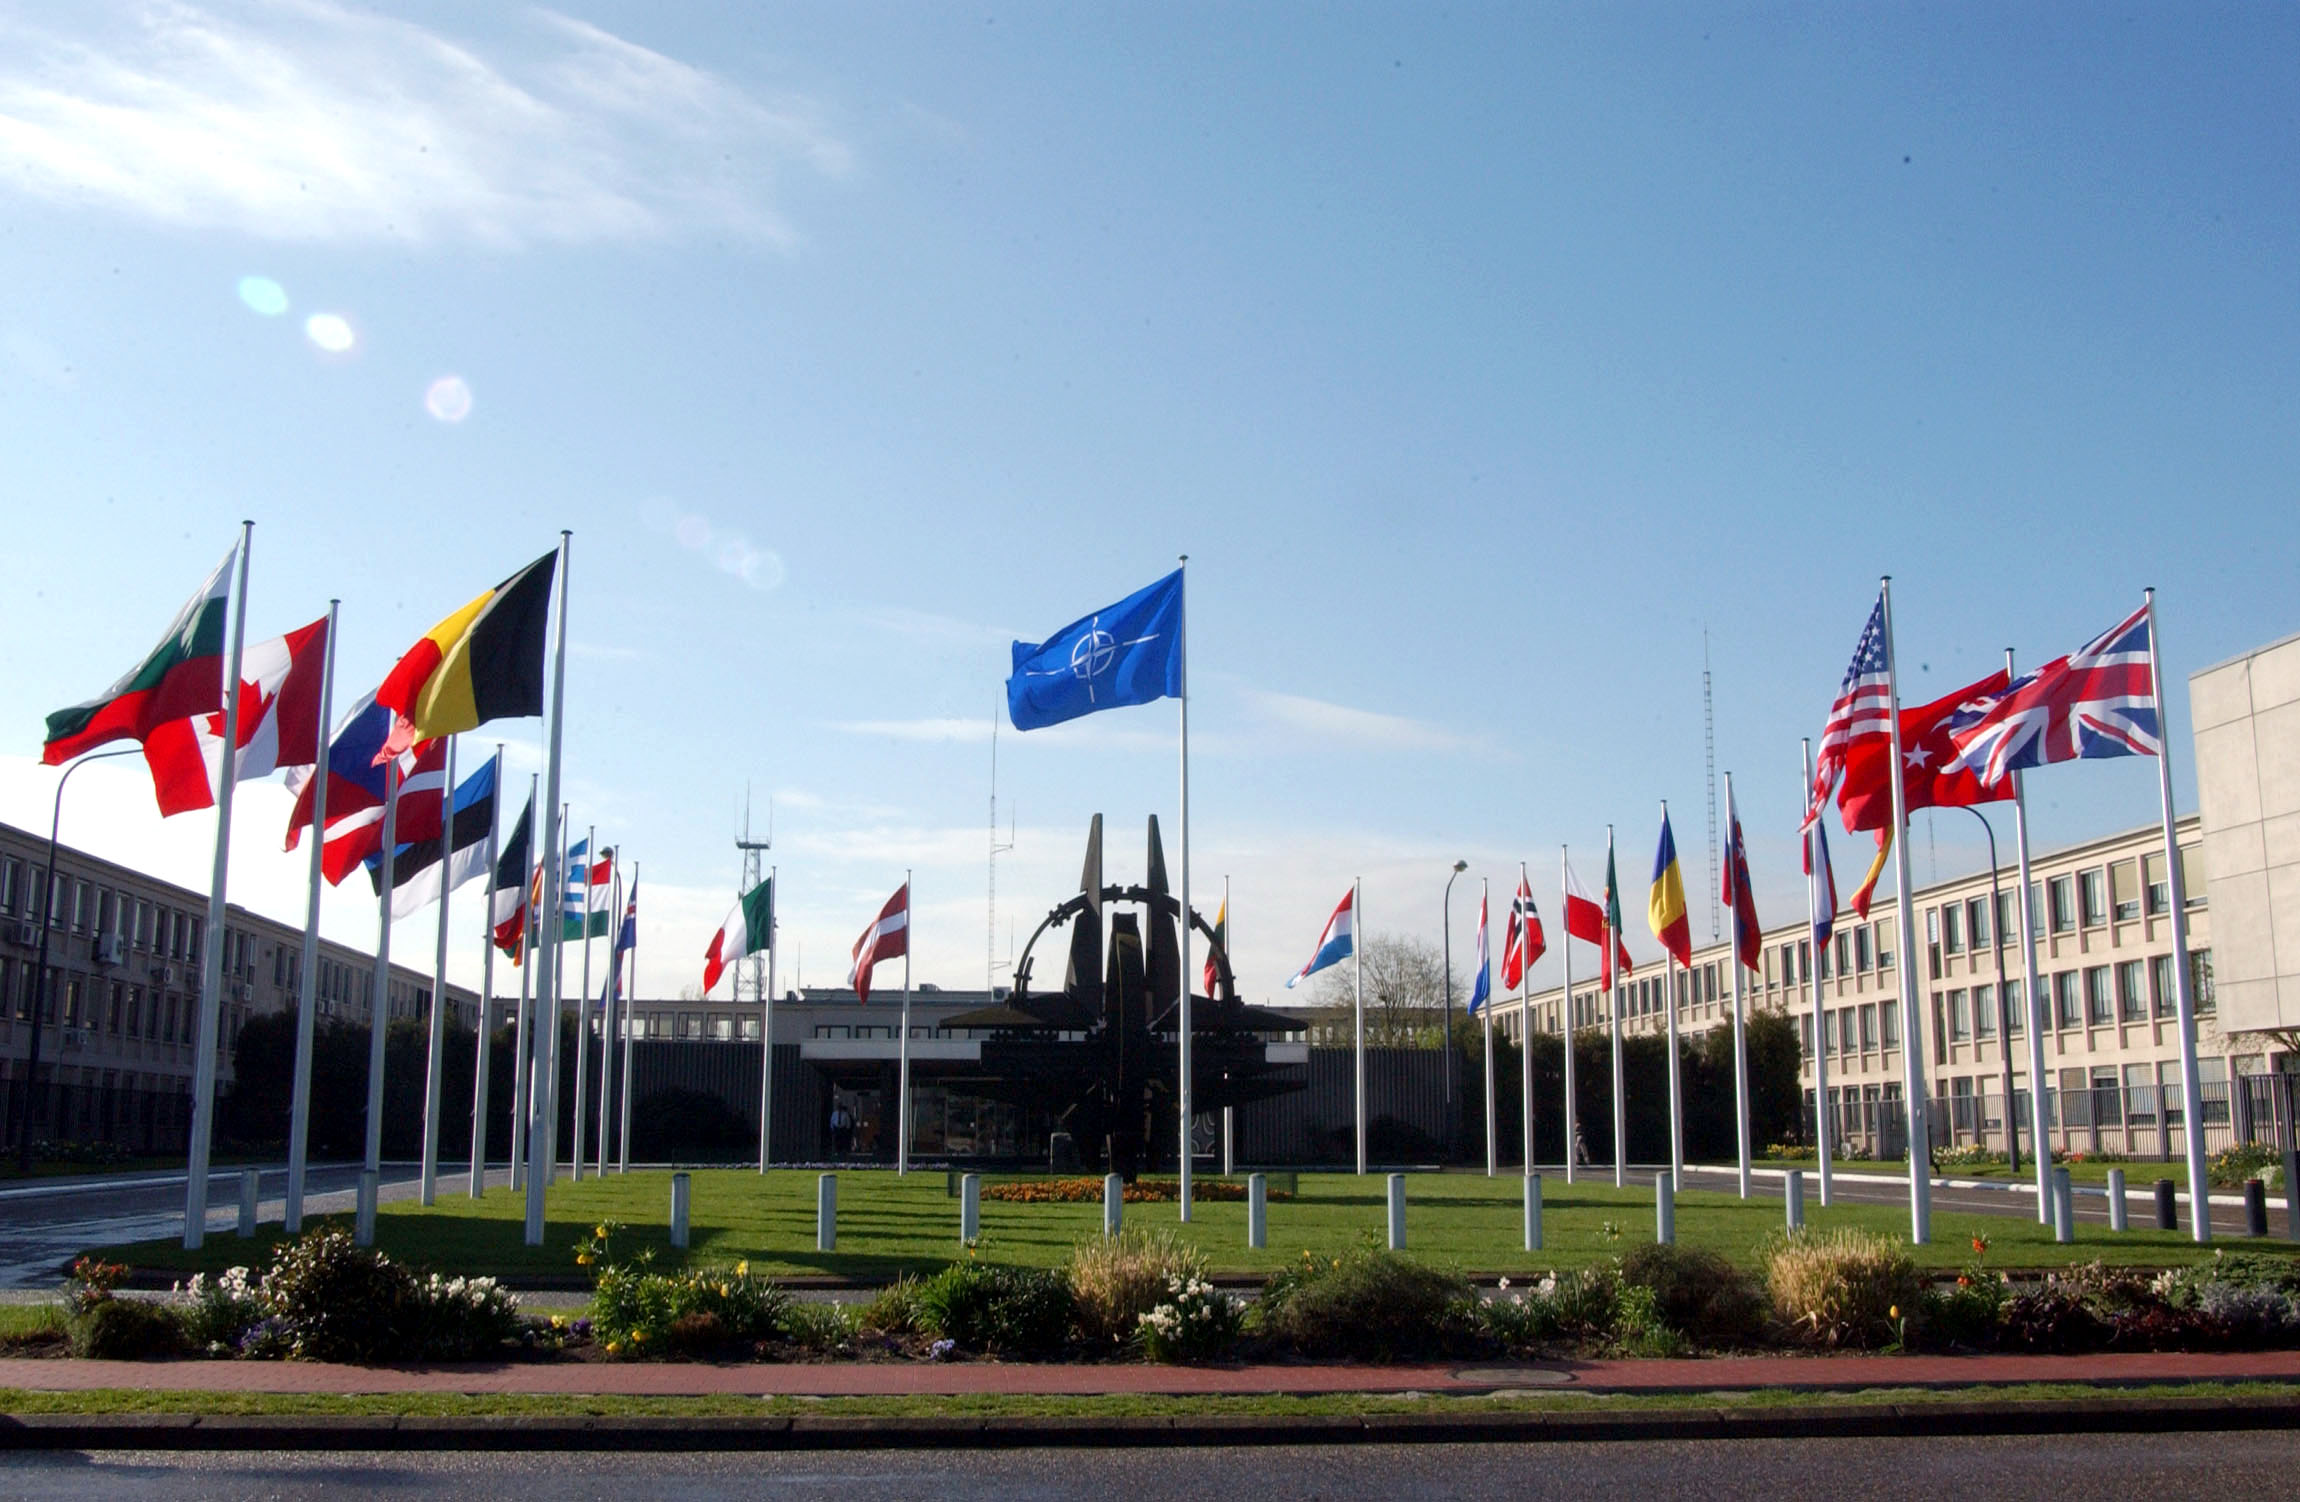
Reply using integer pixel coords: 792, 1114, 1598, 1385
703, 877, 774, 994
43, 547, 235, 765
375, 549, 555, 761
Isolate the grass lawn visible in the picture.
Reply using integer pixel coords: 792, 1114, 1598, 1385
86, 1169, 2300, 1284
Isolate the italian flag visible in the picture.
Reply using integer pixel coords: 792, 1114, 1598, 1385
703, 877, 774, 994
43, 547, 235, 765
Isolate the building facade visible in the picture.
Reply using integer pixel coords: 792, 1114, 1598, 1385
2191, 630, 2300, 1037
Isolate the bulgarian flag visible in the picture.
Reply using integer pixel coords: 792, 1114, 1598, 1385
43, 546, 235, 765
703, 877, 774, 994
375, 550, 556, 762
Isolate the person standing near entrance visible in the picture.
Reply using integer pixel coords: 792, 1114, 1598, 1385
829, 1100, 854, 1156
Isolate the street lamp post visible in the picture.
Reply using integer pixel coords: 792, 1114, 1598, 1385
1442, 859, 1467, 1164
1958, 806, 2021, 1176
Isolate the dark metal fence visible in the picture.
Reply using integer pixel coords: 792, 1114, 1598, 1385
0, 1079, 192, 1157
1804, 1072, 2298, 1164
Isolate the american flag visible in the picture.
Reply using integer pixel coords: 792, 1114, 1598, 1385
1804, 594, 1892, 827
1945, 603, 2157, 785
1501, 872, 1545, 991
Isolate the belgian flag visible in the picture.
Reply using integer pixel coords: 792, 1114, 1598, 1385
375, 550, 555, 760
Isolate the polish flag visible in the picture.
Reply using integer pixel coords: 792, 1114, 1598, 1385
1564, 859, 1633, 989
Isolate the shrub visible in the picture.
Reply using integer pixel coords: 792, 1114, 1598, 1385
1069, 1228, 1207, 1347
1762, 1229, 1921, 1348
1255, 1249, 1471, 1361
409, 1274, 524, 1360
68, 1298, 186, 1359
1995, 1286, 2109, 1354
783, 1300, 859, 1355
1611, 1283, 1684, 1357
1476, 1279, 1565, 1352
65, 1256, 129, 1317
590, 1260, 789, 1358
263, 1229, 417, 1363
2208, 1142, 2282, 1189
1618, 1244, 1765, 1345
1932, 1144, 2005, 1171
1135, 1273, 1243, 1363
917, 1262, 1076, 1357
982, 1178, 1281, 1204
855, 1274, 926, 1337
176, 1267, 267, 1355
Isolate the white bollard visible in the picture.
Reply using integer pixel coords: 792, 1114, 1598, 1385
2053, 1167, 2075, 1244
670, 1171, 691, 1249
354, 1169, 378, 1246
1386, 1173, 1406, 1250
2107, 1167, 2129, 1232
1655, 1169, 1676, 1244
237, 1169, 259, 1237
1104, 1173, 1124, 1237
1524, 1173, 1543, 1252
960, 1172, 981, 1244
1785, 1169, 1806, 1231
1248, 1173, 1267, 1250
817, 1173, 837, 1252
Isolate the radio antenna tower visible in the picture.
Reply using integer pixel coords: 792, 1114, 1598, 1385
1703, 630, 1720, 942
736, 785, 773, 1006
989, 705, 1017, 995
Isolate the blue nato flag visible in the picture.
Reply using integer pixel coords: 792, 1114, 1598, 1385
1006, 569, 1185, 732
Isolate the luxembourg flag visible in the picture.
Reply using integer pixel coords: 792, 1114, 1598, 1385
1467, 890, 1492, 1016
1284, 885, 1355, 989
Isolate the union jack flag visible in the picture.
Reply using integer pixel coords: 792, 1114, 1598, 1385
1501, 871, 1546, 991
1804, 594, 1891, 827
1945, 604, 2158, 785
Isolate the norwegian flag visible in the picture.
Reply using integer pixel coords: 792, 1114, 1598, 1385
1501, 871, 1546, 991
1945, 604, 2158, 785
1804, 594, 1891, 828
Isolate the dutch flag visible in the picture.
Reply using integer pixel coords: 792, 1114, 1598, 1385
1285, 885, 1356, 989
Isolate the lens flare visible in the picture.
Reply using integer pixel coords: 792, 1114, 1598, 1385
304, 313, 356, 353
424, 375, 473, 422
236, 276, 288, 316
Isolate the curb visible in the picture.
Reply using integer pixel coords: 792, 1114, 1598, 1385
4, 1395, 2297, 1451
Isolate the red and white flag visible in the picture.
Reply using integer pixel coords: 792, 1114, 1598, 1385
142, 615, 328, 817
1501, 870, 1546, 991
1564, 858, 1632, 989
1803, 593, 1891, 829
847, 882, 909, 1004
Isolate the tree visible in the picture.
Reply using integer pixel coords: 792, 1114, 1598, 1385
1301, 932, 1459, 1047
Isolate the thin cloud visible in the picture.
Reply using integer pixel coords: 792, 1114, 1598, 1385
0, 1, 851, 246
1246, 689, 1480, 754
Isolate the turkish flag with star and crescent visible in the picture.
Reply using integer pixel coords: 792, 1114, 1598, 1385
1837, 669, 2013, 834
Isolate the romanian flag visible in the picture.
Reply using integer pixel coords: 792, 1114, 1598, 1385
1647, 810, 1692, 967
375, 551, 556, 761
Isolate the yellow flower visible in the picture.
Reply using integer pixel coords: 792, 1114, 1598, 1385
605, 1342, 620, 1355
576, 1253, 594, 1266
735, 1260, 749, 1277
594, 1225, 609, 1239
550, 1315, 567, 1329
1889, 1305, 1901, 1320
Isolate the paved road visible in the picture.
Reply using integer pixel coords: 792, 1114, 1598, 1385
0, 1164, 511, 1289
2, 1432, 2294, 1500
1669, 1161, 2277, 1238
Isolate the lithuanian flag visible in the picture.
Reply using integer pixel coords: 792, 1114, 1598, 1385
1647, 809, 1692, 967
375, 551, 555, 760
43, 547, 235, 765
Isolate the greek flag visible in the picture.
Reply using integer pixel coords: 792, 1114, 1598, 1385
1006, 570, 1184, 731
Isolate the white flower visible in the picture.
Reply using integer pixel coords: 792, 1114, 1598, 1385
1497, 1277, 1510, 1291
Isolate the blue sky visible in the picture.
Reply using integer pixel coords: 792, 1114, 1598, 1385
1, 3, 2294, 1005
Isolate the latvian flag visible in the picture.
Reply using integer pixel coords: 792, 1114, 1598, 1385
847, 883, 909, 1004
44, 545, 236, 765
703, 878, 773, 994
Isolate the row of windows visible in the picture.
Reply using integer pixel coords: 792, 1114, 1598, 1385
1925, 850, 2204, 978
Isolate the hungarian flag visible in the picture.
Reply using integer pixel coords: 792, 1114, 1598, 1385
1837, 670, 2012, 834
1721, 784, 1762, 972
1564, 857, 1631, 989
142, 614, 328, 817
43, 546, 234, 765
1201, 894, 1228, 996
1501, 872, 1545, 991
282, 696, 445, 885
1647, 811, 1693, 968
847, 882, 909, 1004
703, 877, 773, 993
365, 755, 497, 919
374, 550, 555, 762
490, 795, 534, 957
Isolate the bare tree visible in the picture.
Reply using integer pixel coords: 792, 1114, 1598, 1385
1298, 932, 1458, 1047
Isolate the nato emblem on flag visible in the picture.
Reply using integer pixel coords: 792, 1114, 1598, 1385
1006, 569, 1184, 732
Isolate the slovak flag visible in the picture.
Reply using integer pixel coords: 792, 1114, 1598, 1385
1284, 886, 1355, 989
1501, 871, 1546, 991
1468, 889, 1491, 1016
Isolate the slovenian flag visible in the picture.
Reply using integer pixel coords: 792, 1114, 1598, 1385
1285, 885, 1355, 989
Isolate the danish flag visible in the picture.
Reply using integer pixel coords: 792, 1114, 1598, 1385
1946, 604, 2157, 785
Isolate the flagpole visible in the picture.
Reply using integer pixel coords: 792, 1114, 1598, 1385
1560, 847, 1577, 1185
1999, 664, 2051, 1225
509, 772, 537, 1193
1353, 877, 1366, 1176
1219, 874, 1232, 1178
523, 531, 572, 1247
1660, 802, 1683, 1187
620, 860, 640, 1174
897, 869, 913, 1176
1802, 740, 1835, 1207
1608, 825, 1625, 1190
2143, 589, 2212, 1241
758, 866, 775, 1173
469, 744, 504, 1198
1518, 862, 1534, 1171
285, 598, 337, 1232
1879, 576, 1933, 1243
1175, 553, 1194, 1222
571, 825, 595, 1182
419, 735, 458, 1204
596, 863, 620, 1177
1724, 777, 1751, 1198
543, 806, 569, 1191
184, 522, 252, 1250
1482, 878, 1497, 1177
359, 758, 401, 1243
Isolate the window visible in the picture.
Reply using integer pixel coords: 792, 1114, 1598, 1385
1798, 940, 1811, 983
1818, 940, 1833, 980
0, 857, 16, 913
2117, 960, 2146, 1023
2079, 869, 2107, 927
1835, 932, 1851, 976
2091, 1067, 2122, 1127
1997, 890, 2019, 946
2110, 860, 2140, 922
2004, 978, 2024, 1035
1859, 1005, 1878, 1051
1973, 982, 1995, 1038
2144, 853, 2169, 916
2198, 1057, 2229, 1126
2084, 966, 2113, 1026
2151, 953, 2176, 1018
1823, 1009, 1839, 1053
1853, 926, 1870, 970
2190, 949, 2214, 1014
1948, 989, 1970, 1041
2053, 971, 2081, 1029
2060, 1067, 2090, 1128
2181, 846, 2207, 909
1967, 897, 1990, 952
1876, 916, 1894, 969
2048, 876, 2076, 933
1880, 1000, 1899, 1048
2125, 1063, 2157, 1128
1942, 904, 1963, 955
